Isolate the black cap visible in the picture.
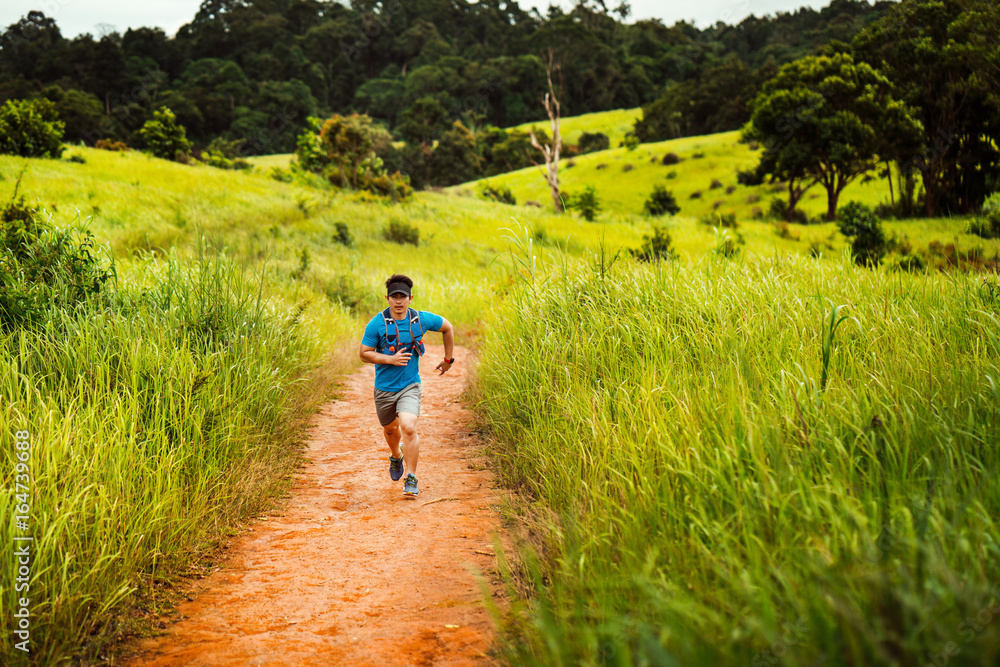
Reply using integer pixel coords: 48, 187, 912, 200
386, 282, 411, 296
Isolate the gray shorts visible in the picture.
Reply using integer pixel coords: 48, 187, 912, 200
374, 382, 421, 427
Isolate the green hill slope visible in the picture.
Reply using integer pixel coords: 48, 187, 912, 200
456, 129, 999, 261
509, 108, 643, 148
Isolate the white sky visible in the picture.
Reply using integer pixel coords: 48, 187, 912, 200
1, 0, 844, 39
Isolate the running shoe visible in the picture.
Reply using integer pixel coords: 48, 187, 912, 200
403, 473, 419, 495
389, 452, 404, 481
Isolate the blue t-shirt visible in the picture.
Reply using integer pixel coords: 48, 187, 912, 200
362, 309, 444, 392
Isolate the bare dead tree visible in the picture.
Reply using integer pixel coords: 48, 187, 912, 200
530, 49, 563, 212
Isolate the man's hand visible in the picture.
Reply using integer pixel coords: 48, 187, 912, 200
390, 349, 412, 366
435, 359, 453, 375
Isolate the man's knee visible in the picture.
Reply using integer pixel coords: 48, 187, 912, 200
383, 422, 399, 436
399, 418, 417, 437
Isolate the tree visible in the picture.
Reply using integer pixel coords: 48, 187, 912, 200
428, 120, 482, 186
853, 0, 1000, 216
139, 107, 191, 160
397, 96, 448, 146
0, 98, 64, 158
315, 113, 389, 189
635, 57, 774, 142
529, 49, 564, 212
42, 86, 103, 144
744, 51, 920, 220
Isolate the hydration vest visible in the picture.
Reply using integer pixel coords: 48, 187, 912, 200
378, 308, 425, 357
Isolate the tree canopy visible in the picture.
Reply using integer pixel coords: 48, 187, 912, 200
745, 50, 921, 220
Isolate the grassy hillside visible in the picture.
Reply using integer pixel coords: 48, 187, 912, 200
246, 153, 294, 169
457, 130, 1000, 261
509, 107, 643, 148
1, 147, 655, 325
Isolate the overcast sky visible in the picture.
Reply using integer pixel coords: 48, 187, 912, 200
2, 0, 841, 39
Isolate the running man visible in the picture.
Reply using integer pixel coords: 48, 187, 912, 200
359, 274, 455, 495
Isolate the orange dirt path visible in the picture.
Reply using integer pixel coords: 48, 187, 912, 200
129, 345, 504, 666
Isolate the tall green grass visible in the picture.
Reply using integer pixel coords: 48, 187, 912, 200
473, 242, 1000, 665
0, 246, 355, 663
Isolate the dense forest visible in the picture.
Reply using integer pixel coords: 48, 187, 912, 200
1, 0, 997, 215
0, 0, 893, 154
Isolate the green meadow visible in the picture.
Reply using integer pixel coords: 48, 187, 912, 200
460, 123, 1000, 261
0, 114, 997, 665
509, 107, 644, 149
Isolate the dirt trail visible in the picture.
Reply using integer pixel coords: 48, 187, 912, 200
129, 345, 504, 666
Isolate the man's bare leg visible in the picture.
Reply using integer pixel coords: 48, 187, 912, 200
383, 419, 402, 459
397, 412, 420, 474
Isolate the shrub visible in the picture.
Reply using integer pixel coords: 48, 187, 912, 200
967, 209, 1000, 239
774, 221, 800, 241
689, 190, 702, 199
199, 137, 251, 170
736, 167, 764, 186
568, 186, 602, 222
290, 247, 310, 280
710, 179, 723, 190
623, 133, 640, 151
622, 163, 634, 172
751, 207, 763, 219
746, 193, 760, 204
725, 185, 737, 195
66, 154, 86, 164
700, 212, 739, 229
332, 222, 354, 247
0, 180, 115, 329
383, 218, 419, 246
644, 185, 681, 217
366, 171, 413, 201
479, 182, 517, 205
983, 192, 1000, 213
577, 131, 610, 154
891, 254, 926, 272
666, 170, 677, 180
566, 159, 576, 169
712, 200, 724, 210
768, 197, 808, 223
631, 225, 676, 261
692, 151, 705, 159
661, 152, 680, 165
140, 108, 192, 161
712, 228, 744, 258
837, 201, 887, 266
595, 163, 608, 170
0, 98, 65, 158
95, 139, 129, 151
269, 167, 293, 183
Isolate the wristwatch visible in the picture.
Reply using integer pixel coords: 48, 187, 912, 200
444, 357, 455, 364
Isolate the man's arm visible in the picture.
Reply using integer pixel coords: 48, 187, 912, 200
360, 343, 412, 366
434, 318, 455, 375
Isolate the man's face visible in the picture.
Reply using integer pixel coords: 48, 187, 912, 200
387, 292, 412, 316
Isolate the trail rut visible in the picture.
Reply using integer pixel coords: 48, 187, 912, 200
129, 345, 503, 666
